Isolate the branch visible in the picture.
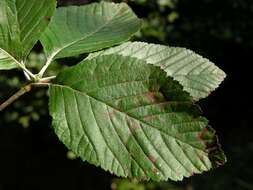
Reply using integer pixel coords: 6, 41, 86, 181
0, 84, 32, 111
0, 74, 54, 112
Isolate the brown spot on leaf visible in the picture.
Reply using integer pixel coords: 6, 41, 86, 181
148, 154, 156, 164
197, 126, 227, 168
144, 92, 157, 103
197, 153, 205, 161
152, 167, 160, 176
108, 109, 117, 119
127, 118, 140, 134
44, 16, 51, 22
138, 176, 149, 181
190, 172, 195, 176
143, 115, 153, 122
131, 120, 139, 129
152, 167, 158, 173
198, 127, 209, 141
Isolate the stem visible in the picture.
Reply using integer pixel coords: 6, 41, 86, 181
0, 84, 32, 111
0, 82, 50, 112
38, 51, 58, 77
39, 76, 56, 82
21, 65, 36, 80
21, 61, 33, 80
23, 70, 31, 80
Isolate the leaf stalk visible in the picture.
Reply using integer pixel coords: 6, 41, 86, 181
38, 51, 58, 78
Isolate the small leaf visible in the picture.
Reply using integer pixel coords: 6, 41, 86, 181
0, 0, 56, 62
40, 2, 141, 60
49, 54, 226, 181
88, 42, 226, 100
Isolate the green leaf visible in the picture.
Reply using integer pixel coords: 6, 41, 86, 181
88, 42, 226, 100
0, 48, 19, 70
0, 0, 56, 62
40, 2, 141, 60
49, 54, 226, 181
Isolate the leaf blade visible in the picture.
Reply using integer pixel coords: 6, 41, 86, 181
88, 42, 226, 100
49, 54, 226, 181
0, 48, 19, 70
17, 0, 56, 58
0, 0, 56, 61
40, 2, 142, 59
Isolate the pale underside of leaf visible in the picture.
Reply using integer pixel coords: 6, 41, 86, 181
49, 54, 226, 181
40, 2, 142, 60
0, 0, 56, 61
88, 42, 226, 100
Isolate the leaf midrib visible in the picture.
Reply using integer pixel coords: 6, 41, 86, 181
51, 83, 207, 152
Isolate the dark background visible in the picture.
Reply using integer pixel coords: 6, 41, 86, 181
0, 0, 252, 189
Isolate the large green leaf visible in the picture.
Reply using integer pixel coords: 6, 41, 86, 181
88, 42, 226, 100
49, 54, 226, 181
40, 2, 141, 60
0, 0, 56, 65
